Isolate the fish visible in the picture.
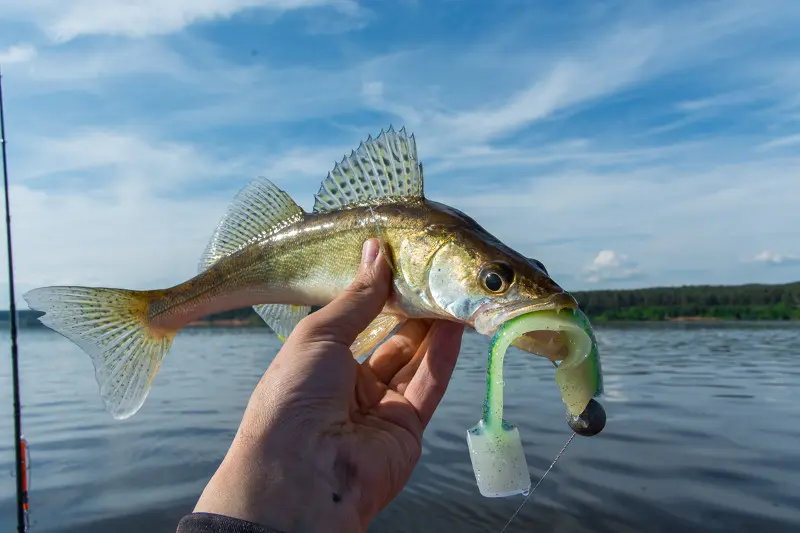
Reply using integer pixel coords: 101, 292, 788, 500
23, 126, 601, 421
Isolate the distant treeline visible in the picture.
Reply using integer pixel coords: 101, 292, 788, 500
573, 282, 800, 321
3, 281, 798, 328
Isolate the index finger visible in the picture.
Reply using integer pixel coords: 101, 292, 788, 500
366, 319, 432, 384
402, 321, 464, 428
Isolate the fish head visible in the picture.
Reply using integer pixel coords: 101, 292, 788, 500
423, 203, 605, 435
425, 213, 580, 364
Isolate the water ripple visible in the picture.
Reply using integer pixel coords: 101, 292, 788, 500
1, 324, 799, 532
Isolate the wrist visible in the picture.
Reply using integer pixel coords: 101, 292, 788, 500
194, 431, 363, 533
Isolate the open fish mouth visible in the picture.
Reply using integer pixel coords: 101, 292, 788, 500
472, 292, 581, 363
485, 304, 604, 424
512, 329, 570, 363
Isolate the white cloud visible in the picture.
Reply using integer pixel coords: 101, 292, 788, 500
752, 251, 800, 265
427, 27, 659, 146
18, 41, 189, 85
16, 129, 259, 198
0, 131, 255, 305
4, 0, 361, 42
583, 250, 641, 284
676, 88, 771, 112
361, 81, 383, 100
362, 0, 800, 145
757, 134, 800, 151
148, 52, 410, 131
0, 131, 379, 309
3, 184, 227, 293
6, 130, 796, 307
434, 149, 800, 289
0, 44, 37, 64
0, 125, 368, 305
7, 0, 796, 152
257, 143, 362, 208
0, 0, 799, 303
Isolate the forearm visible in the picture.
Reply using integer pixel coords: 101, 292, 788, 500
192, 433, 363, 533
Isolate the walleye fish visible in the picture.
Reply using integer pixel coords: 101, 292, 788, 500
23, 127, 603, 426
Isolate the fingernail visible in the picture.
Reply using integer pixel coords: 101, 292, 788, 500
362, 238, 379, 264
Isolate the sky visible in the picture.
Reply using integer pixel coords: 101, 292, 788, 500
0, 0, 798, 309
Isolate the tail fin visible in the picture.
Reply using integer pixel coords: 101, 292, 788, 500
23, 286, 176, 420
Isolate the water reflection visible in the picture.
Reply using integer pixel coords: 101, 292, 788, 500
0, 323, 798, 532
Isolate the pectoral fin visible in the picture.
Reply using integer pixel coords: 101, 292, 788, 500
350, 312, 403, 358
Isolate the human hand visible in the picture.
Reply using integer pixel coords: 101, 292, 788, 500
192, 238, 465, 533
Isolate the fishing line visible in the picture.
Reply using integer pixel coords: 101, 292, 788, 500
368, 190, 576, 532
497, 431, 576, 533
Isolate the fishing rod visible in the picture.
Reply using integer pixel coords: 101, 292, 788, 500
0, 66, 30, 533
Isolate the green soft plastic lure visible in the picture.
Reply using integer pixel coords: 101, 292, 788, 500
466, 308, 605, 498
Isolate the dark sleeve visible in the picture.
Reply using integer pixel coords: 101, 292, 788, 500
177, 512, 285, 533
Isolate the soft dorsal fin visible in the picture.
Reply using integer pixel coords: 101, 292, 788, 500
312, 126, 424, 213
199, 177, 305, 272
199, 178, 311, 339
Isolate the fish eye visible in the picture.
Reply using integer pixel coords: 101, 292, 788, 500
484, 272, 503, 292
479, 262, 515, 294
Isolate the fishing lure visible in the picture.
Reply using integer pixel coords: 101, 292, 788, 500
467, 308, 606, 497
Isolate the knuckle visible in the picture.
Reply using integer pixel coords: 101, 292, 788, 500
290, 314, 315, 337
295, 313, 342, 344
348, 274, 375, 296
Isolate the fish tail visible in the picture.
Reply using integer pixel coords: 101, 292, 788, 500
23, 285, 176, 420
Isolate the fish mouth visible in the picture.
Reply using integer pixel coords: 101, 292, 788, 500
478, 296, 605, 421
472, 292, 580, 363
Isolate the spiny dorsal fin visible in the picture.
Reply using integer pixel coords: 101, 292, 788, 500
199, 177, 305, 272
312, 126, 424, 213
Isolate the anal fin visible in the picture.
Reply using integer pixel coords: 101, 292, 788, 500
254, 303, 312, 341
256, 305, 401, 356
350, 312, 403, 359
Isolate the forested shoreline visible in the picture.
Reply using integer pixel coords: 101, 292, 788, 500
4, 281, 798, 329
572, 281, 799, 321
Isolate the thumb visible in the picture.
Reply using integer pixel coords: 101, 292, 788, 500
303, 238, 392, 346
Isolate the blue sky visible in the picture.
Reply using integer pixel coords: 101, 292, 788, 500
0, 0, 798, 307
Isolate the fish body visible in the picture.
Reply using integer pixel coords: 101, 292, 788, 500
149, 199, 574, 340
24, 127, 600, 420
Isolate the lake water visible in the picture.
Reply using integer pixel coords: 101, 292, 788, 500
1, 322, 799, 533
